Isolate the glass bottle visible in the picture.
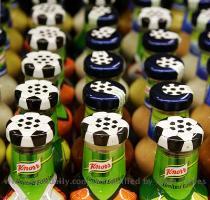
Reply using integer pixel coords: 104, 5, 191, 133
69, 112, 137, 200
4, 112, 66, 200
139, 116, 208, 200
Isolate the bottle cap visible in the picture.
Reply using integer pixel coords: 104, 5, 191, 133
143, 29, 181, 53
144, 54, 184, 81
27, 26, 66, 51
85, 6, 118, 27
199, 30, 210, 52
155, 116, 204, 152
84, 51, 124, 78
83, 0, 116, 5
81, 112, 129, 146
6, 112, 54, 148
21, 51, 62, 79
32, 3, 65, 26
15, 80, 59, 111
150, 82, 193, 112
138, 7, 172, 30
83, 80, 126, 112
86, 26, 121, 50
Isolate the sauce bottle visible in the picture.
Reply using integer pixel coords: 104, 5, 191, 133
135, 82, 193, 177
75, 26, 121, 78
21, 50, 73, 137
132, 54, 184, 139
4, 112, 66, 200
70, 112, 137, 200
139, 116, 208, 200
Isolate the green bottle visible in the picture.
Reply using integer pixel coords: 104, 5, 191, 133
140, 116, 208, 200
5, 112, 66, 200
69, 112, 137, 200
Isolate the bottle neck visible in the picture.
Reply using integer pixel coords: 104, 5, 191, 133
82, 142, 126, 200
148, 107, 189, 140
153, 147, 198, 200
10, 144, 55, 200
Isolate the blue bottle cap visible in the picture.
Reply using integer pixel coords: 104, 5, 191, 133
83, 80, 126, 111
86, 26, 121, 51
144, 54, 184, 81
84, 51, 124, 79
143, 29, 180, 53
85, 6, 118, 27
150, 82, 193, 111
199, 30, 210, 52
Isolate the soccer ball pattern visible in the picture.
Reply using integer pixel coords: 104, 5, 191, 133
32, 3, 65, 25
138, 7, 171, 30
81, 112, 129, 146
28, 26, 66, 51
90, 80, 126, 108
197, 9, 210, 30
15, 80, 59, 111
155, 116, 204, 152
88, 6, 111, 25
150, 29, 180, 40
156, 56, 184, 80
21, 51, 62, 78
32, 0, 57, 5
162, 83, 193, 96
91, 27, 116, 39
6, 112, 54, 148
90, 51, 113, 65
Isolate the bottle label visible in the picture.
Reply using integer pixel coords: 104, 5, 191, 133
17, 159, 41, 174
82, 144, 126, 200
164, 164, 188, 178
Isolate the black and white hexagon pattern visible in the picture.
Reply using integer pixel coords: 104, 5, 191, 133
91, 26, 116, 39
32, 3, 65, 26
156, 57, 184, 81
15, 80, 59, 111
91, 51, 113, 65
21, 51, 62, 78
81, 112, 129, 146
155, 116, 204, 152
138, 7, 172, 30
28, 26, 66, 51
83, 0, 116, 5
32, 0, 57, 5
6, 112, 54, 148
196, 9, 210, 30
90, 80, 126, 109
162, 83, 193, 96
150, 29, 180, 41
88, 6, 111, 26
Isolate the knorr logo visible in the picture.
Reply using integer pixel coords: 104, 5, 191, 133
89, 159, 112, 172
17, 160, 41, 174
165, 164, 188, 178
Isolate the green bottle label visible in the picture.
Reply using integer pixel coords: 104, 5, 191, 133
82, 143, 126, 200
11, 146, 54, 200
153, 148, 198, 199
148, 108, 189, 139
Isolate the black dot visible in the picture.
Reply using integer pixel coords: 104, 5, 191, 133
18, 124, 22, 127
170, 127, 175, 130
35, 119, 40, 123
186, 122, 191, 126
38, 55, 42, 58
171, 88, 176, 91
162, 88, 167, 91
100, 85, 105, 88
27, 117, 33, 120
35, 88, 40, 91
104, 117, 110, 121
43, 90, 48, 93
104, 122, 110, 126
96, 119, 102, 123
180, 88, 185, 90
112, 125, 117, 128
112, 120, 118, 124
34, 124, 39, 127
26, 122, 32, 125
96, 124, 101, 127
178, 125, 184, 128
176, 92, 182, 95
178, 130, 184, 133
35, 84, 40, 86
99, 90, 104, 92
19, 119, 24, 122
107, 88, 112, 91
42, 59, 46, 61
28, 90, 32, 93
34, 58, 38, 61
168, 92, 172, 95
25, 126, 30, 129
35, 92, 40, 95
91, 87, 96, 90
178, 120, 183, 123
43, 85, 47, 88
28, 86, 32, 89
103, 127, 109, 130
187, 128, 192, 131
